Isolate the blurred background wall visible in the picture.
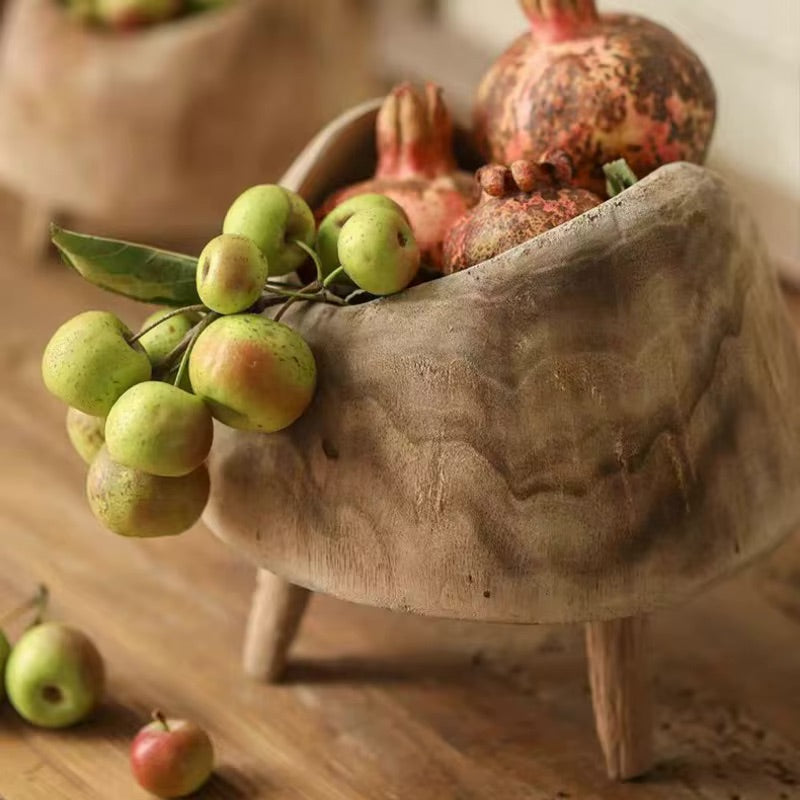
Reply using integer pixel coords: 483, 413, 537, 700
377, 0, 800, 281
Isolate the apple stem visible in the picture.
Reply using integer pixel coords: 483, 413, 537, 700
127, 304, 208, 346
250, 295, 287, 314
274, 281, 323, 323
30, 583, 49, 628
322, 266, 346, 289
152, 710, 170, 732
0, 584, 49, 629
267, 282, 322, 302
173, 313, 219, 389
291, 239, 324, 283
153, 320, 204, 377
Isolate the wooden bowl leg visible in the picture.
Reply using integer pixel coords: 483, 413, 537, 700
585, 615, 653, 780
242, 568, 310, 682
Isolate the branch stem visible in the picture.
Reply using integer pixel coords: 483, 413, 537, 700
274, 281, 322, 323
128, 305, 207, 345
174, 312, 218, 388
322, 266, 346, 288
292, 239, 324, 283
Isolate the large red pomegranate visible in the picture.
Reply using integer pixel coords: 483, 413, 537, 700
473, 0, 716, 195
442, 153, 602, 274
318, 83, 477, 271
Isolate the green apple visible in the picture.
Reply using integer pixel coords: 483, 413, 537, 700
42, 311, 151, 417
5, 622, 105, 728
196, 234, 269, 314
66, 408, 106, 465
222, 185, 315, 277
188, 314, 316, 432
94, 0, 182, 29
138, 309, 200, 367
337, 208, 420, 295
87, 446, 209, 538
316, 194, 409, 279
105, 382, 213, 477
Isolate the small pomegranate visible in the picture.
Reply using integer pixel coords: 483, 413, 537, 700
318, 83, 477, 270
442, 153, 602, 274
473, 0, 716, 195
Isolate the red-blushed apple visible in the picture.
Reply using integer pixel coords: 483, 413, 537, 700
195, 233, 269, 315
188, 314, 316, 433
130, 710, 214, 798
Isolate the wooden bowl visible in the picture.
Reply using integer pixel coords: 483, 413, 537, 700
203, 99, 800, 780
206, 98, 800, 623
0, 0, 368, 249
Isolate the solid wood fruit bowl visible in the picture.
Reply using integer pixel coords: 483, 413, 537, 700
203, 98, 800, 782
205, 99, 800, 625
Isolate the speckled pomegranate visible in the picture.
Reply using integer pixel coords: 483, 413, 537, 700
318, 83, 477, 270
473, 0, 716, 195
442, 153, 602, 273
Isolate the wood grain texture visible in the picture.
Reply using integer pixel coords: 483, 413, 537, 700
243, 569, 310, 682
586, 616, 652, 780
205, 106, 800, 623
4, 225, 800, 795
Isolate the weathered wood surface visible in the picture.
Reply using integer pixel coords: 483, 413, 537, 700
205, 106, 800, 623
4, 223, 800, 796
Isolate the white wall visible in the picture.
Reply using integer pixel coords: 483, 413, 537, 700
442, 0, 800, 279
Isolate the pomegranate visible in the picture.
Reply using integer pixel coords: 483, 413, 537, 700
318, 83, 477, 270
473, 0, 716, 195
442, 153, 602, 274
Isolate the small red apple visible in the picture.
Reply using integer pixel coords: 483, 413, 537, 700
130, 710, 214, 798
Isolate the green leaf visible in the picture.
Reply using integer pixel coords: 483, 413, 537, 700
603, 159, 639, 198
50, 225, 201, 307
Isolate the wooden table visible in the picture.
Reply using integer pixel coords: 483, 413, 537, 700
2, 205, 800, 797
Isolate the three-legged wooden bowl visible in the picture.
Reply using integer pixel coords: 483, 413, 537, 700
203, 99, 800, 780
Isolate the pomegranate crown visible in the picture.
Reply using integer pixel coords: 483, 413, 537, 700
375, 82, 456, 181
520, 0, 599, 42
476, 152, 575, 198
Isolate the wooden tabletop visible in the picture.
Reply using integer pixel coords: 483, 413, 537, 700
2, 207, 800, 798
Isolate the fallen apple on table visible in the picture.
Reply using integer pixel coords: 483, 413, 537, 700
130, 710, 215, 798
4, 620, 105, 728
